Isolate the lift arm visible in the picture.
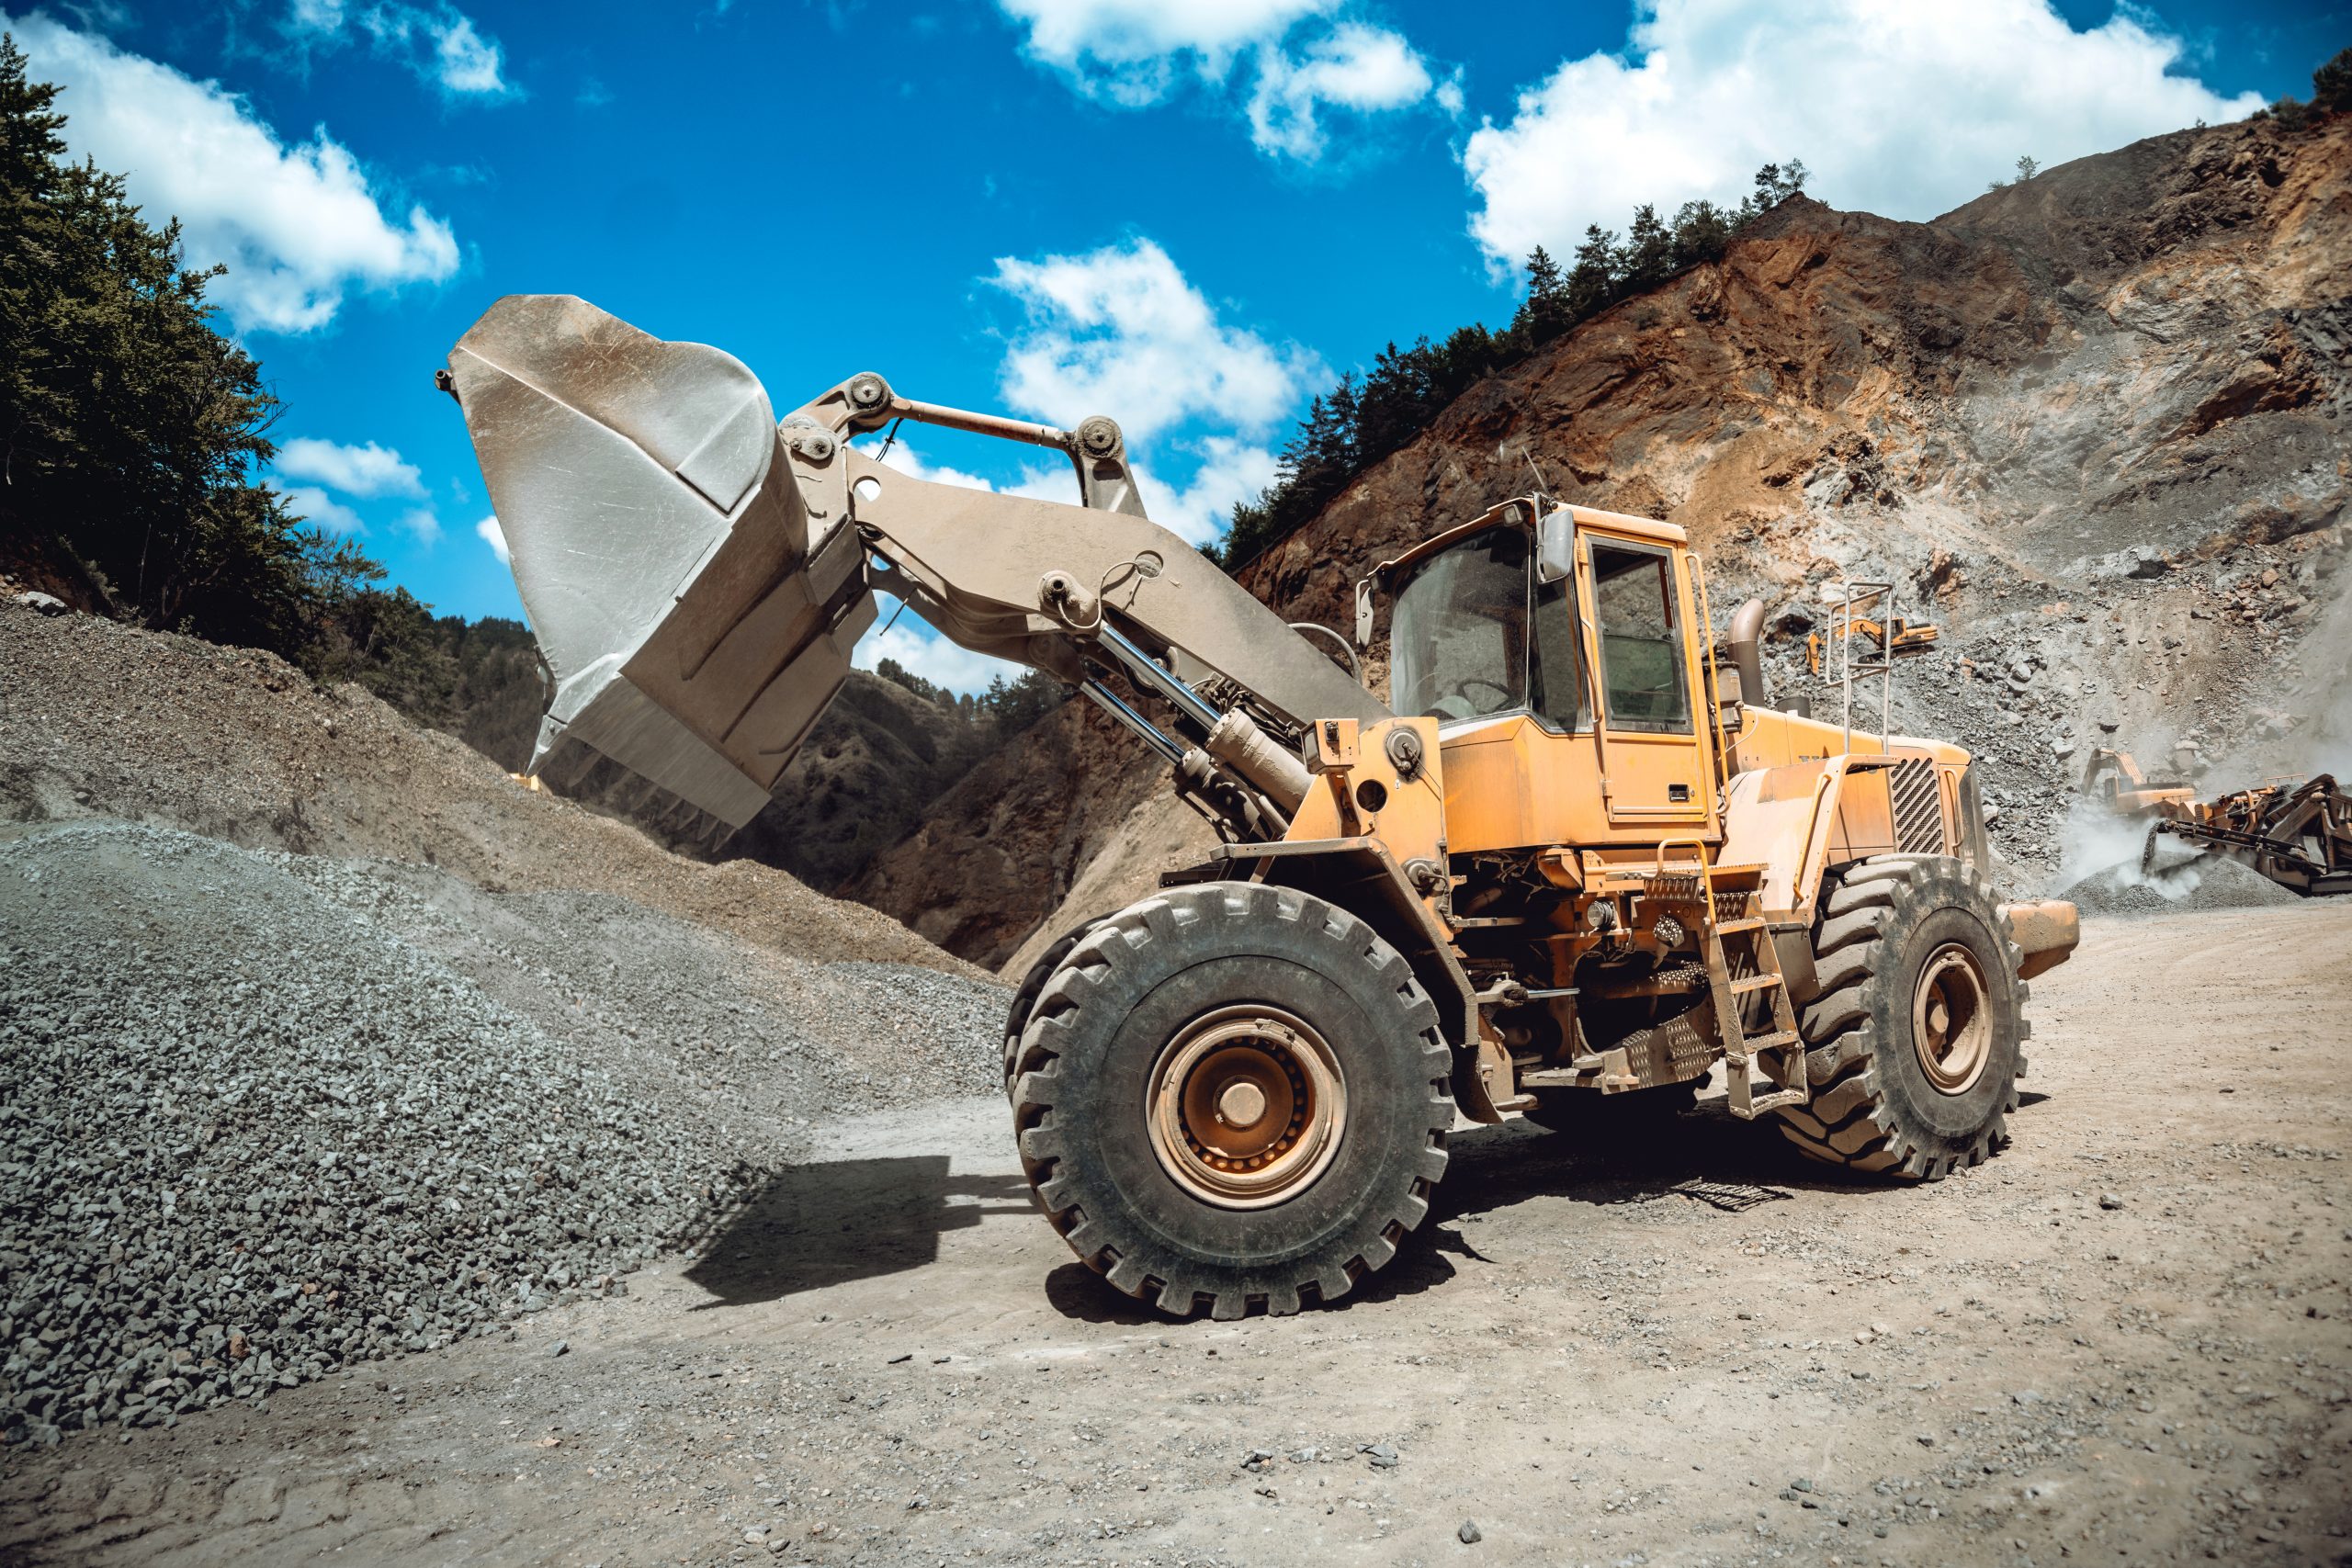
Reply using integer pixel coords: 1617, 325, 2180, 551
439, 294, 1385, 834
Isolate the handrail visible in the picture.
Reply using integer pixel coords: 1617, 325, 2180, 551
1653, 835, 1711, 879
1791, 766, 1842, 920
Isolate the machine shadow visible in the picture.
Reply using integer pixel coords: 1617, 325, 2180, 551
684, 1155, 1033, 1309
1039, 1085, 2063, 1323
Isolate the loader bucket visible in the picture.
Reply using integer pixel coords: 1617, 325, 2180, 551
443, 296, 876, 828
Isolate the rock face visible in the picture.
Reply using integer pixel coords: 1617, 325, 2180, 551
842, 698, 1175, 971
852, 115, 2352, 972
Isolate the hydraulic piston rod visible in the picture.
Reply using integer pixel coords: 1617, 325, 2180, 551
1080, 679, 1186, 766
1094, 621, 1223, 733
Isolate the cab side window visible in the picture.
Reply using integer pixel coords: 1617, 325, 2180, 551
1590, 543, 1691, 733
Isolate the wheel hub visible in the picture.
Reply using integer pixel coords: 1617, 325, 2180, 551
1911, 942, 1992, 1095
1216, 1079, 1268, 1128
1147, 1005, 1346, 1209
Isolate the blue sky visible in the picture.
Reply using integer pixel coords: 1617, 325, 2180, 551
6, 0, 2343, 690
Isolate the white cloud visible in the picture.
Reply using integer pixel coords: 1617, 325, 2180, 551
475, 513, 509, 563
276, 436, 424, 497
991, 238, 1319, 441
1246, 22, 1431, 159
1432, 67, 1463, 117
994, 0, 1435, 159
395, 507, 442, 545
5, 13, 459, 333
1462, 0, 2266, 267
999, 0, 1333, 97
854, 597, 1025, 697
280, 1, 515, 99
1137, 436, 1280, 547
279, 484, 366, 535
366, 5, 511, 96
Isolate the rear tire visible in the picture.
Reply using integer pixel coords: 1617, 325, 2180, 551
1008, 883, 1454, 1320
1771, 855, 2026, 1179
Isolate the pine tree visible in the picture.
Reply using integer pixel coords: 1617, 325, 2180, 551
1278, 393, 1337, 491
1513, 244, 1572, 344
1668, 198, 1734, 268
1566, 224, 1619, 320
1524, 243, 1565, 300
1619, 204, 1673, 292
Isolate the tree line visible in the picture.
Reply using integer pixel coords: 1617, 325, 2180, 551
872, 657, 1067, 737
1211, 162, 1811, 571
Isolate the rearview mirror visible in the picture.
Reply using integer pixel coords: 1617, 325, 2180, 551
1536, 507, 1575, 584
1353, 578, 1374, 649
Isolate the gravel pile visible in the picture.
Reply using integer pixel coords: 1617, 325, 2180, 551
0, 820, 1007, 1448
0, 599, 974, 978
2060, 851, 2308, 916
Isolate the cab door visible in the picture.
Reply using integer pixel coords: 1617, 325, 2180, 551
1577, 531, 1713, 830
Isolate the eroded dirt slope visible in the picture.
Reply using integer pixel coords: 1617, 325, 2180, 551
0, 603, 977, 976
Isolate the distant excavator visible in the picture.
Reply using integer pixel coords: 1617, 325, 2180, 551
1806, 610, 1939, 677
2080, 748, 2352, 896
439, 295, 2077, 1320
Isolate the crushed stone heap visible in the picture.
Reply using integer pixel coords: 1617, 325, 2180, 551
0, 821, 1005, 1448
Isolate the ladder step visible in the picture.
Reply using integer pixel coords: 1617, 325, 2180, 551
1744, 1030, 1800, 1049
1715, 917, 1769, 933
1730, 975, 1783, 995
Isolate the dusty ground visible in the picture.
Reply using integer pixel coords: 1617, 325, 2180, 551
6, 901, 2348, 1568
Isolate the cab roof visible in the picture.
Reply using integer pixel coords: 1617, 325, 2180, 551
1372, 496, 1688, 584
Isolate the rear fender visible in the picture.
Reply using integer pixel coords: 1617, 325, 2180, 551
1721, 754, 1946, 924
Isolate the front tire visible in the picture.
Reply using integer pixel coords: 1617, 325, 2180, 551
1772, 855, 2026, 1179
1008, 883, 1454, 1320
1003, 912, 1113, 1099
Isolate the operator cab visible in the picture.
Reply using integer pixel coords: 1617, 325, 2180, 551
1361, 497, 1719, 850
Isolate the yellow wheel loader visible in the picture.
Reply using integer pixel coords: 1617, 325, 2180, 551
439, 297, 2080, 1321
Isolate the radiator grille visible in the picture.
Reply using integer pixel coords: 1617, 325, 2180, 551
1890, 757, 1946, 854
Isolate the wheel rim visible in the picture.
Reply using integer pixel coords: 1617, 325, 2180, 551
1146, 1004, 1346, 1210
1911, 942, 1992, 1095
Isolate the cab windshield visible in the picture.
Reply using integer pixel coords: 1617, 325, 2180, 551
1389, 524, 1589, 728
1389, 526, 1528, 722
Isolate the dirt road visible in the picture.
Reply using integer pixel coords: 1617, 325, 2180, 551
7, 903, 2349, 1567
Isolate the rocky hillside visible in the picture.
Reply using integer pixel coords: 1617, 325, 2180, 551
856, 112, 2352, 974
